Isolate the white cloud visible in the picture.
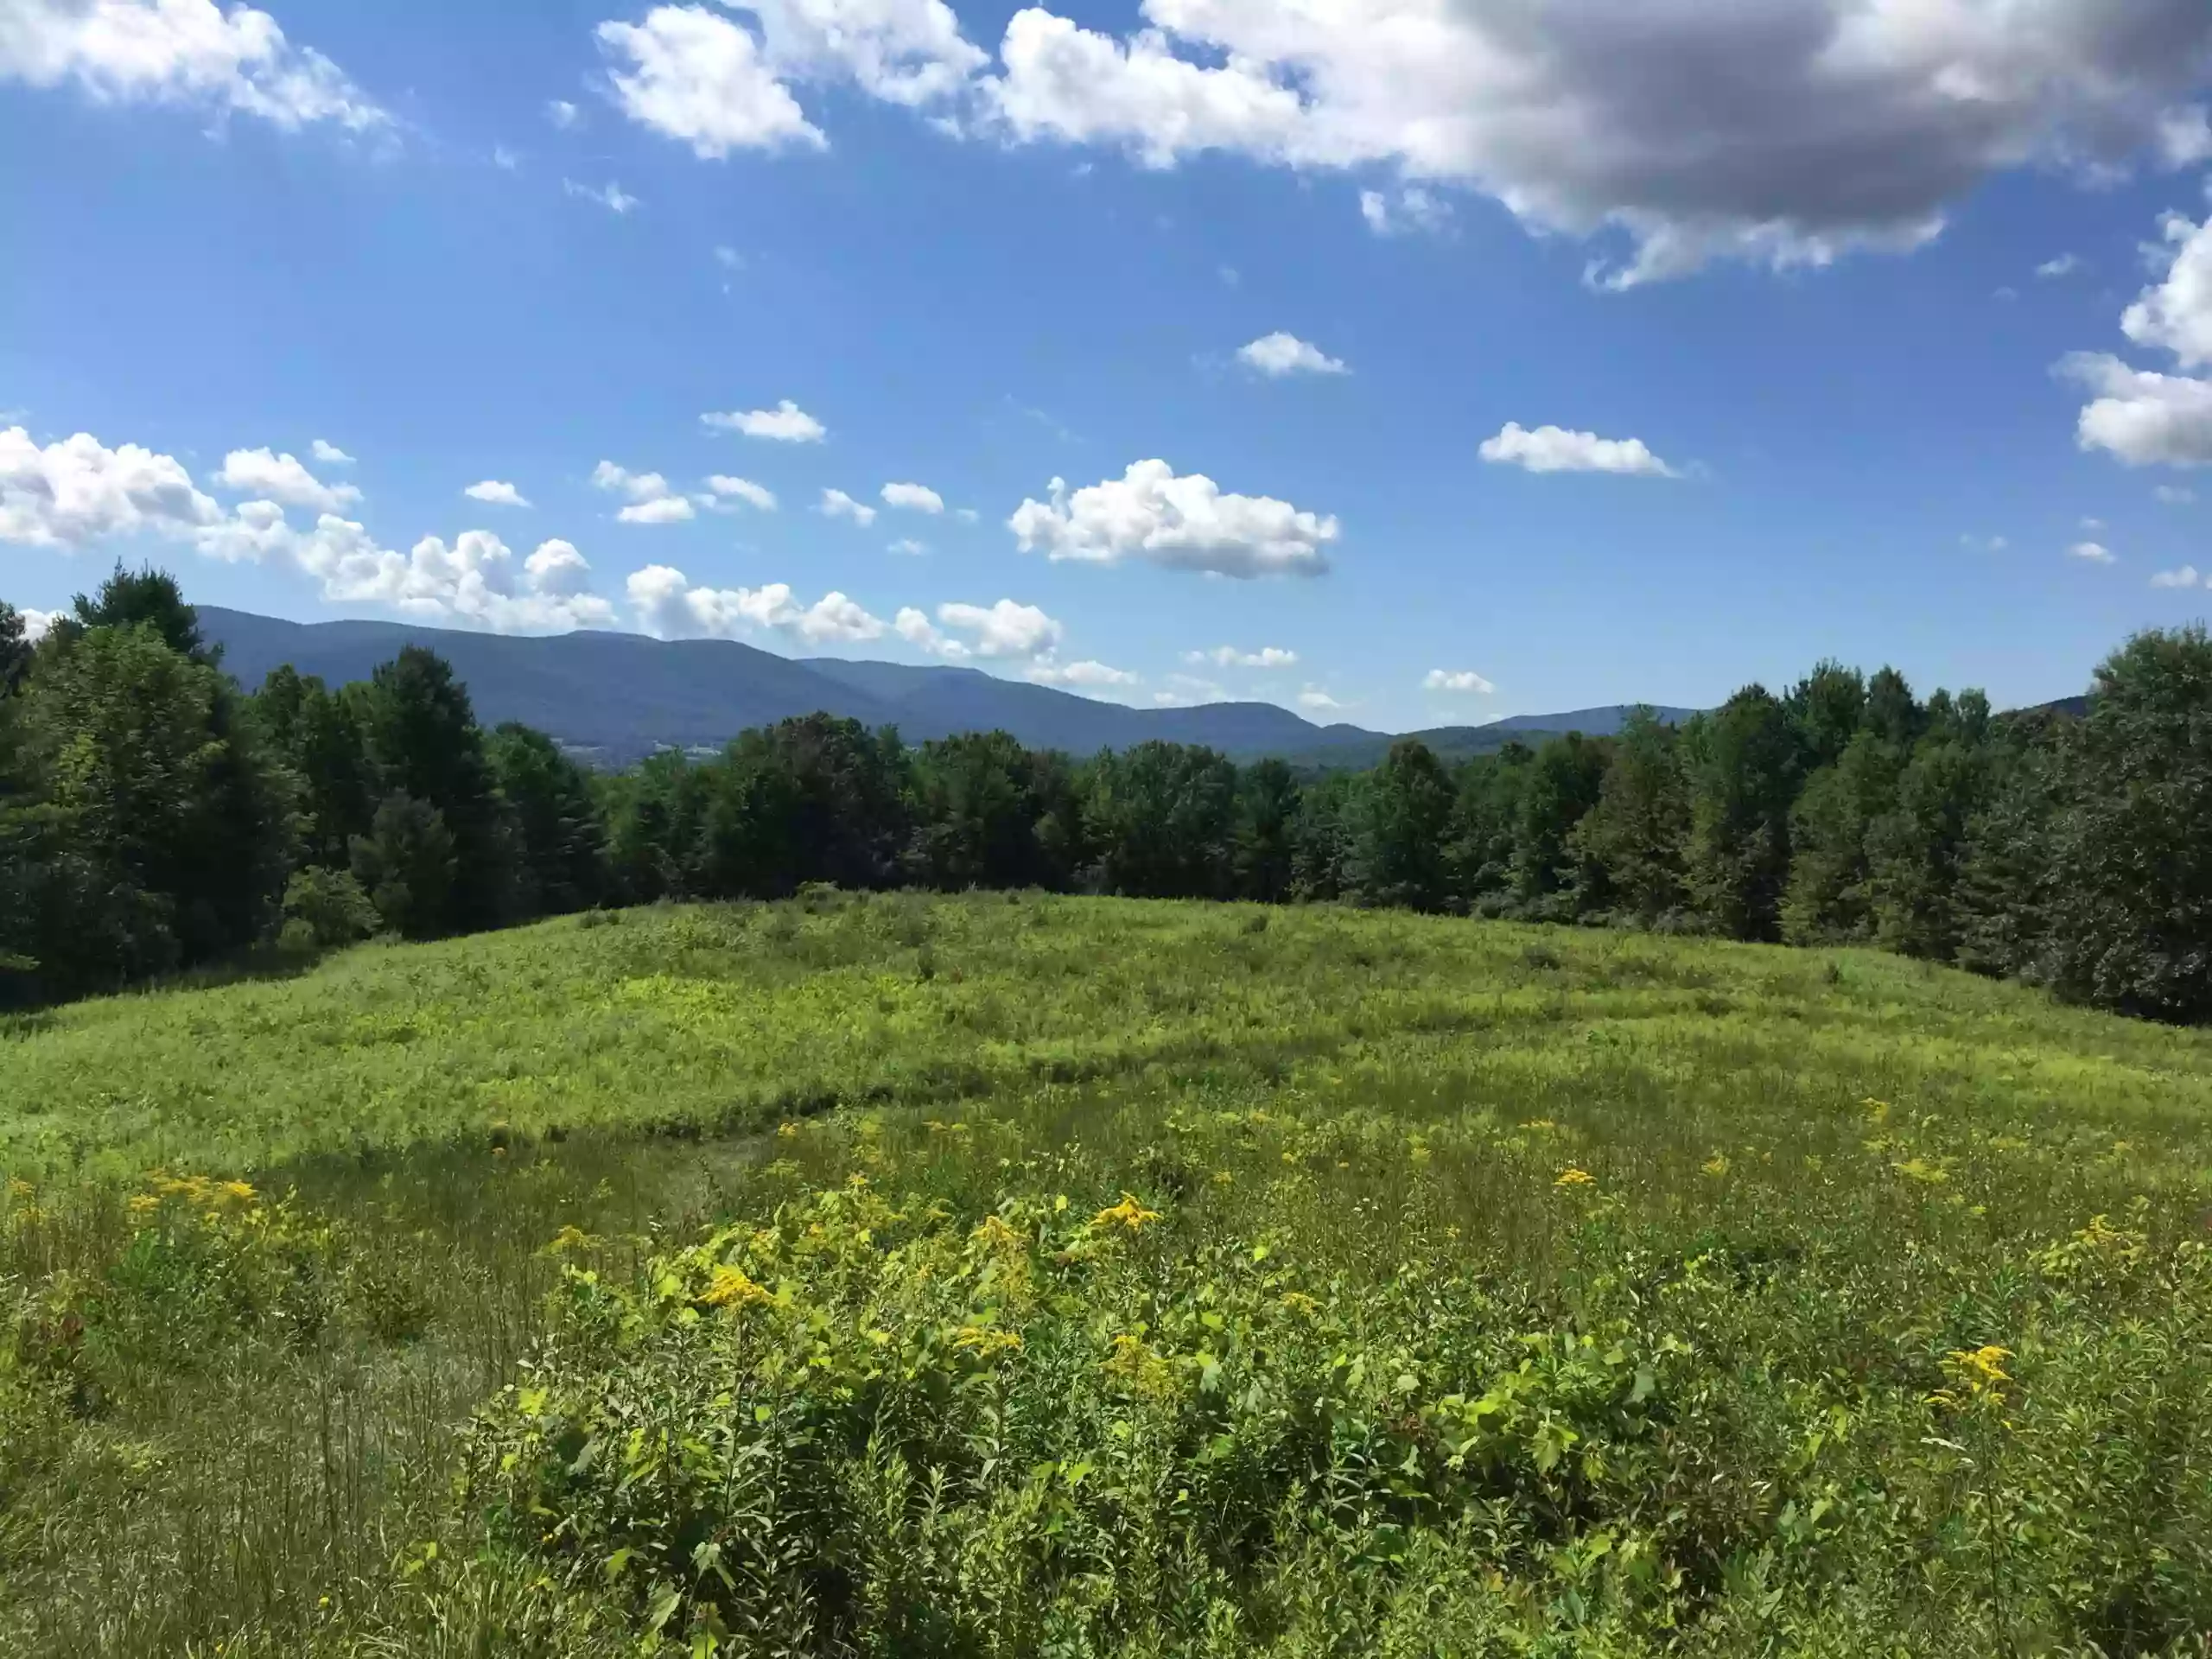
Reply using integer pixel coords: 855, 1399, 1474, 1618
962, 0, 2212, 286
593, 460, 695, 522
626, 565, 886, 644
1479, 423, 1678, 478
887, 537, 929, 556
702, 474, 777, 510
954, 506, 979, 523
0, 0, 386, 133
701, 398, 828, 441
1358, 186, 1449, 238
2063, 353, 2212, 468
1297, 687, 1344, 712
1236, 332, 1347, 377
547, 99, 579, 129
1186, 645, 1296, 669
564, 178, 640, 214
2069, 540, 2118, 564
898, 598, 1064, 663
1960, 533, 2010, 552
310, 439, 353, 465
1027, 657, 1138, 688
2162, 106, 2212, 167
1424, 668, 1497, 695
596, 5, 824, 157
199, 506, 614, 631
1008, 460, 1336, 577
19, 607, 54, 642
748, 0, 985, 107
881, 480, 944, 513
2121, 213, 2212, 371
493, 143, 519, 170
820, 487, 878, 525
2151, 564, 2201, 588
215, 447, 361, 512
2155, 484, 2196, 504
2037, 253, 2084, 280
464, 479, 531, 508
2081, 516, 2106, 531
0, 426, 220, 548
714, 244, 745, 270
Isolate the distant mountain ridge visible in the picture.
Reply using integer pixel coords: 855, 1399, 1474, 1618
195, 607, 1693, 766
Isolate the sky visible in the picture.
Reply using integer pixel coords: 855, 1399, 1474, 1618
3, 1, 2212, 732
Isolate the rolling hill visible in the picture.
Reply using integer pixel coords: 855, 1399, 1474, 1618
196, 607, 1685, 765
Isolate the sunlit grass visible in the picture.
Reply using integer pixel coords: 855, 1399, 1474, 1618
3, 893, 2209, 1653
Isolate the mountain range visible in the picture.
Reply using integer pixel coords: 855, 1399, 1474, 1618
197, 607, 1699, 768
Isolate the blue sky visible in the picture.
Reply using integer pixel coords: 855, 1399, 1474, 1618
4, 1, 2212, 731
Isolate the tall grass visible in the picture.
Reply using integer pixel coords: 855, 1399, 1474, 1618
3, 893, 2209, 1653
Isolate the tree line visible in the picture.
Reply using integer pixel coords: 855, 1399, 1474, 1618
6, 568, 2212, 1023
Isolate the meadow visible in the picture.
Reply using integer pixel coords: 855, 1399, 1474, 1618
3, 892, 2209, 1655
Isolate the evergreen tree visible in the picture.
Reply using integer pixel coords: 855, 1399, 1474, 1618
2044, 627, 2212, 1020
1785, 660, 1866, 772
54, 563, 219, 664
358, 646, 516, 931
1230, 757, 1301, 904
1446, 744, 1534, 909
0, 601, 31, 698
1511, 733, 1609, 918
1345, 740, 1456, 912
1682, 688, 1799, 940
1780, 731, 1900, 944
351, 792, 458, 940
1572, 709, 1688, 925
489, 722, 607, 915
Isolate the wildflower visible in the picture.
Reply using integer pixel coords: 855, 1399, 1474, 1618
697, 1264, 771, 1309
970, 1214, 1025, 1252
6, 1178, 31, 1201
1932, 1344, 2015, 1408
544, 1224, 597, 1255
1865, 1098, 1891, 1122
777, 1122, 800, 1140
222, 1180, 257, 1205
1211, 1171, 1234, 1185
1892, 1158, 1948, 1185
1091, 1193, 1163, 1233
1554, 1167, 1597, 1189
129, 1193, 161, 1217
1280, 1291, 1321, 1316
1702, 1154, 1731, 1177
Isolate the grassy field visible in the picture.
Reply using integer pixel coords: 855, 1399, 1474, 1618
3, 893, 2209, 1655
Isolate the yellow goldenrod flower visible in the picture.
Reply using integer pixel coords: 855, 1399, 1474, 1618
1702, 1154, 1731, 1177
697, 1264, 771, 1308
1554, 1167, 1597, 1189
951, 1325, 1023, 1357
1090, 1193, 1163, 1233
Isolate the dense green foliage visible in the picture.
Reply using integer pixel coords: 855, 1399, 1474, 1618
10, 572, 2212, 1030
3, 897, 2210, 1654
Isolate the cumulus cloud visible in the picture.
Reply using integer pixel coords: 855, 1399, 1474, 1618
1236, 332, 1347, 377
887, 537, 929, 556
1297, 687, 1344, 711
2121, 213, 2212, 370
2151, 563, 2201, 588
820, 487, 878, 526
199, 506, 614, 630
564, 177, 640, 214
0, 0, 387, 133
2037, 253, 2084, 280
881, 480, 944, 513
596, 5, 824, 156
626, 565, 887, 644
969, 0, 2212, 286
702, 398, 827, 441
702, 474, 777, 510
1187, 645, 1296, 669
896, 598, 1063, 663
1479, 423, 1678, 477
547, 98, 580, 129
2063, 353, 2212, 468
215, 447, 362, 512
310, 439, 353, 464
0, 426, 220, 548
593, 460, 695, 523
1424, 668, 1497, 695
1027, 658, 1138, 688
2069, 540, 2118, 564
465, 480, 531, 507
2155, 484, 2196, 504
1008, 460, 1335, 577
1960, 533, 2011, 552
19, 607, 54, 642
